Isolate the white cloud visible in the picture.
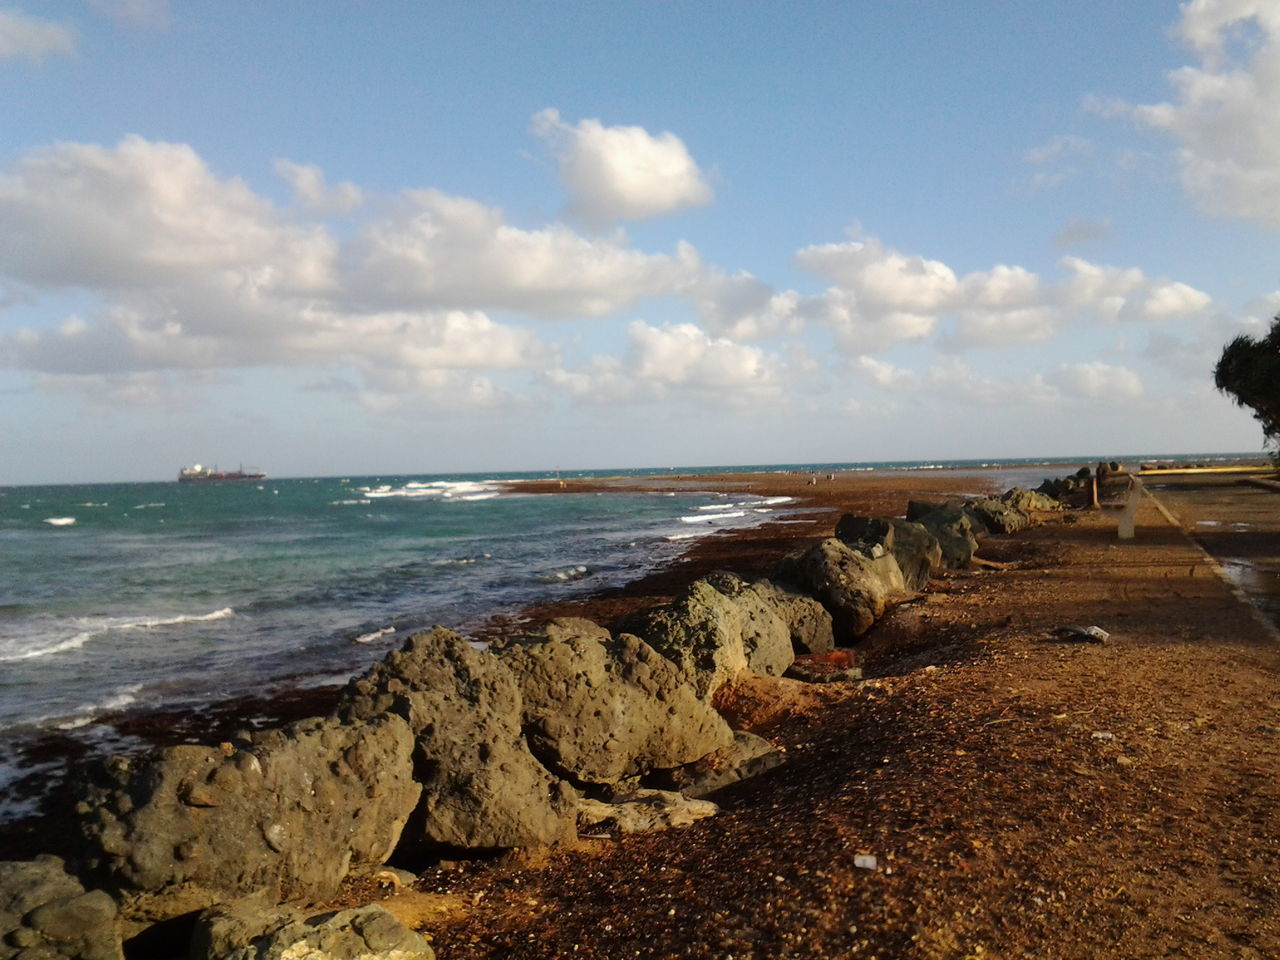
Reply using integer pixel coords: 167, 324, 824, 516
685, 267, 803, 340
796, 237, 959, 316
344, 188, 700, 317
1048, 361, 1144, 400
0, 136, 335, 294
1126, 1, 1280, 226
274, 159, 363, 214
854, 356, 919, 391
532, 108, 713, 224
0, 8, 74, 61
1024, 134, 1094, 165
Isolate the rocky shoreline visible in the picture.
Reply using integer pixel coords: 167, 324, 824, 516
1, 466, 1074, 960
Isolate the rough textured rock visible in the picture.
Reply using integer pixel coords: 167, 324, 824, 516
835, 516, 943, 591
494, 618, 733, 786
966, 497, 1031, 534
701, 573, 797, 673
781, 538, 907, 643
618, 581, 750, 700
1001, 486, 1060, 512
912, 506, 980, 570
75, 715, 420, 928
577, 790, 719, 833
707, 572, 834, 656
339, 627, 577, 851
0, 856, 123, 960
192, 901, 434, 960
647, 731, 785, 798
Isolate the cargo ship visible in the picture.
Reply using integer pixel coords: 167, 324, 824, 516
177, 464, 267, 483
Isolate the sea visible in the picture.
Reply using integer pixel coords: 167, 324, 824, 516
0, 453, 1257, 822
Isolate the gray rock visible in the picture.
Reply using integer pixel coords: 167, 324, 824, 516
577, 789, 719, 833
648, 731, 785, 798
835, 516, 942, 591
966, 497, 1030, 534
700, 574, 795, 676
1001, 487, 1060, 512
75, 715, 419, 928
911, 506, 980, 570
494, 618, 733, 786
0, 856, 123, 960
192, 901, 433, 960
705, 572, 833, 656
340, 627, 578, 851
618, 581, 750, 700
783, 538, 907, 643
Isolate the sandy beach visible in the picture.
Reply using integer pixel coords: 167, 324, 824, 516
332, 468, 1280, 959
5, 464, 1279, 959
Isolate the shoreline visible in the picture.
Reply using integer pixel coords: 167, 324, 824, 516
0, 466, 1007, 861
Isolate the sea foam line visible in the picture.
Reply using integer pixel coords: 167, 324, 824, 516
0, 607, 235, 664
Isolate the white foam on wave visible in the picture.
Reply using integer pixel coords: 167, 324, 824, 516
679, 510, 747, 524
358, 479, 504, 501
52, 683, 144, 730
329, 498, 373, 506
537, 565, 590, 583
665, 532, 700, 541
353, 626, 396, 644
42, 517, 76, 526
132, 503, 166, 510
755, 496, 795, 505
0, 607, 234, 664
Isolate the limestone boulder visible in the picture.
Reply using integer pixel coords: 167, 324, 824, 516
647, 731, 785, 798
339, 627, 577, 851
966, 497, 1030, 534
705, 572, 833, 656
835, 515, 942, 591
494, 618, 733, 786
192, 901, 433, 960
911, 506, 980, 570
781, 538, 907, 643
701, 573, 797, 673
0, 856, 122, 960
618, 580, 750, 700
1001, 487, 1060, 512
75, 715, 420, 928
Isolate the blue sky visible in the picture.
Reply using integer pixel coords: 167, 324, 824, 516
2, 1, 1278, 483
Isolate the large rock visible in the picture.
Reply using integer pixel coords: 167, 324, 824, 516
966, 497, 1030, 534
494, 618, 733, 786
647, 731, 785, 798
75, 716, 420, 928
339, 628, 577, 851
618, 580, 750, 700
192, 901, 434, 960
911, 506, 980, 570
1001, 487, 1059, 512
702, 573, 800, 671
835, 516, 942, 591
0, 856, 123, 960
781, 538, 907, 643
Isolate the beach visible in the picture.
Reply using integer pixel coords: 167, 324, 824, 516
358, 471, 1280, 959
3, 462, 1279, 958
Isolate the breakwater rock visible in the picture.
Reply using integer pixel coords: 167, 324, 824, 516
7, 483, 1059, 958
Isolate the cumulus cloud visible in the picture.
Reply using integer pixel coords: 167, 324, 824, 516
274, 159, 363, 214
533, 108, 713, 224
1047, 361, 1144, 400
1123, 1, 1280, 226
547, 321, 785, 406
0, 8, 75, 61
343, 189, 700, 317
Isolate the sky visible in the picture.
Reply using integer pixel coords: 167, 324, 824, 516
2, 1, 1279, 484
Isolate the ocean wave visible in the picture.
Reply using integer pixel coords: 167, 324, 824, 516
52, 684, 144, 730
0, 607, 234, 664
358, 479, 504, 501
536, 565, 590, 583
329, 499, 373, 506
131, 503, 166, 510
678, 510, 747, 524
42, 517, 76, 527
353, 626, 396, 644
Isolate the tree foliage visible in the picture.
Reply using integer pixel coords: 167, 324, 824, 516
1214, 314, 1280, 458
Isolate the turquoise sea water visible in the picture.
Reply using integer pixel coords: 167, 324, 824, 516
0, 453, 1256, 820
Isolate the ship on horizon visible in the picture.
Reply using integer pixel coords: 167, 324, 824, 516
177, 464, 267, 483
